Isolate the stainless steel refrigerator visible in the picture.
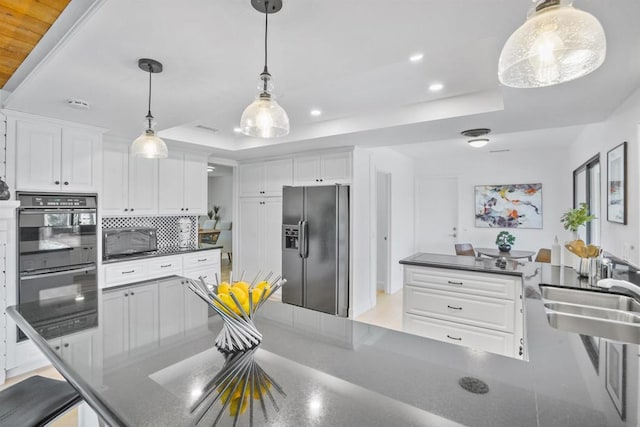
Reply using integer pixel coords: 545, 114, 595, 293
282, 185, 349, 317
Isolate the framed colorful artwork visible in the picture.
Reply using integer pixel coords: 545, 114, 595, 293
475, 183, 542, 229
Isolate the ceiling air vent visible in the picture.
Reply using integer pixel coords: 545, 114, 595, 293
67, 99, 90, 110
489, 149, 511, 153
195, 124, 219, 133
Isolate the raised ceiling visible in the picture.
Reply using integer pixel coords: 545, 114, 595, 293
3, 0, 640, 160
0, 0, 70, 87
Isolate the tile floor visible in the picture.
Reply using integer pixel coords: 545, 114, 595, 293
0, 365, 77, 427
355, 289, 404, 331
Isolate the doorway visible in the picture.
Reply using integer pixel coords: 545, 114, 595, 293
376, 171, 391, 294
415, 176, 458, 254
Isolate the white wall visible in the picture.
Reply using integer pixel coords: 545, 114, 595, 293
207, 175, 233, 224
569, 87, 640, 266
415, 148, 571, 255
369, 148, 415, 294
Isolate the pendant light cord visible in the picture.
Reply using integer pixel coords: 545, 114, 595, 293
146, 65, 153, 128
264, 1, 269, 74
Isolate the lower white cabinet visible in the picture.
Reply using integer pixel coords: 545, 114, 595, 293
402, 266, 525, 359
51, 329, 101, 381
102, 250, 220, 289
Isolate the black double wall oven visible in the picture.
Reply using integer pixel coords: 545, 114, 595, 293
17, 193, 98, 341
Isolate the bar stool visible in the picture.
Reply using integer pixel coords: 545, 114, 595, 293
0, 375, 81, 426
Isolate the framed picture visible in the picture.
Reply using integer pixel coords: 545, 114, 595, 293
474, 183, 542, 229
607, 142, 627, 224
605, 340, 626, 420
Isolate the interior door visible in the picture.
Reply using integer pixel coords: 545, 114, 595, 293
415, 177, 458, 255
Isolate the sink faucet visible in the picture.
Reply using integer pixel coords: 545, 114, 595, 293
596, 278, 640, 299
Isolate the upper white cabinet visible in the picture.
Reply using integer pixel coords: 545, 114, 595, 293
293, 151, 352, 186
101, 141, 158, 215
239, 159, 292, 197
102, 141, 206, 216
159, 152, 207, 215
14, 119, 102, 192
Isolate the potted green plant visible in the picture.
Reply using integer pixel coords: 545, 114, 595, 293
561, 203, 596, 240
496, 231, 516, 252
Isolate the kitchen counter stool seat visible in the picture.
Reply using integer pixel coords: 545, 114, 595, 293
0, 375, 82, 427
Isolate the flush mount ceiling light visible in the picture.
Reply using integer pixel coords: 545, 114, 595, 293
239, 0, 290, 138
428, 82, 444, 92
131, 58, 168, 158
498, 0, 606, 88
462, 128, 491, 148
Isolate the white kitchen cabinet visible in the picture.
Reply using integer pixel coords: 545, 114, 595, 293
101, 142, 129, 216
158, 152, 207, 215
239, 159, 292, 198
127, 284, 159, 351
14, 119, 102, 192
102, 290, 128, 359
53, 329, 100, 381
103, 260, 148, 287
402, 265, 525, 360
128, 155, 158, 215
158, 279, 186, 341
238, 198, 282, 279
183, 280, 209, 330
293, 151, 352, 186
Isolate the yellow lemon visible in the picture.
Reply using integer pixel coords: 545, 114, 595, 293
230, 287, 248, 304
234, 281, 250, 293
215, 293, 234, 314
251, 288, 263, 306
217, 283, 231, 295
229, 396, 248, 416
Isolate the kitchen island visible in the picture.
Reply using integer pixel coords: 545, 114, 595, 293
8, 267, 640, 426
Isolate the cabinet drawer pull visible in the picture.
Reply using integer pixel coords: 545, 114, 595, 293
447, 305, 463, 310
197, 258, 207, 262
447, 280, 463, 285
121, 270, 136, 274
64, 343, 69, 348
54, 180, 60, 185
446, 334, 462, 341
160, 264, 172, 268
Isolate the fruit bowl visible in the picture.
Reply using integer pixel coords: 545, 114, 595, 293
188, 272, 285, 353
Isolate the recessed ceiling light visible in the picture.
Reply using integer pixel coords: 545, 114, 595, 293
409, 53, 424, 63
207, 166, 216, 171
468, 138, 489, 148
233, 127, 242, 133
310, 109, 322, 117
428, 83, 444, 92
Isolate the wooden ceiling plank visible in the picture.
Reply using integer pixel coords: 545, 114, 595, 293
0, 0, 70, 25
0, 33, 38, 52
0, 5, 51, 36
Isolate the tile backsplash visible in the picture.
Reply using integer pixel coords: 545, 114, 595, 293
102, 216, 198, 250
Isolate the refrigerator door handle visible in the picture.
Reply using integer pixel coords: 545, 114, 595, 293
297, 220, 304, 258
301, 220, 309, 258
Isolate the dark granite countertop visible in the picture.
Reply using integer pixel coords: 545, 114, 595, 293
9, 257, 640, 426
102, 244, 223, 264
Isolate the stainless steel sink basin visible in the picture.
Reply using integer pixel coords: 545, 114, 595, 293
546, 311, 640, 344
544, 302, 640, 323
540, 285, 640, 344
540, 286, 640, 313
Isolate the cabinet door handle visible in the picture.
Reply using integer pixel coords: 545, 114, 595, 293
197, 258, 208, 262
64, 181, 69, 185
447, 305, 463, 310
130, 291, 135, 296
160, 264, 172, 268
64, 343, 69, 348
446, 334, 462, 341
185, 208, 189, 211
447, 280, 463, 285
124, 293, 129, 297
54, 180, 60, 185
181, 208, 184, 211
320, 178, 323, 182
130, 208, 134, 212
519, 346, 524, 356
55, 345, 60, 350
122, 270, 135, 274
124, 208, 129, 212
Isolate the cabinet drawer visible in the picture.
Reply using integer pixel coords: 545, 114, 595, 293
405, 286, 515, 332
183, 267, 218, 286
404, 266, 519, 300
403, 313, 515, 357
148, 256, 183, 278
104, 261, 147, 286
183, 250, 220, 270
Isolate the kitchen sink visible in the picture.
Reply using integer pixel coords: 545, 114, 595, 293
540, 285, 640, 344
540, 286, 640, 313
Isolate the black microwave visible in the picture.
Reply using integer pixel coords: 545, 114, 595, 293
103, 227, 158, 258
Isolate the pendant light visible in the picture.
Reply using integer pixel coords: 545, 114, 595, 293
498, 0, 606, 88
240, 0, 290, 138
131, 58, 168, 158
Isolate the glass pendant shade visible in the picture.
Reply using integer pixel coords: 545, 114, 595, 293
468, 138, 489, 148
498, 2, 606, 88
131, 129, 168, 158
240, 93, 290, 138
